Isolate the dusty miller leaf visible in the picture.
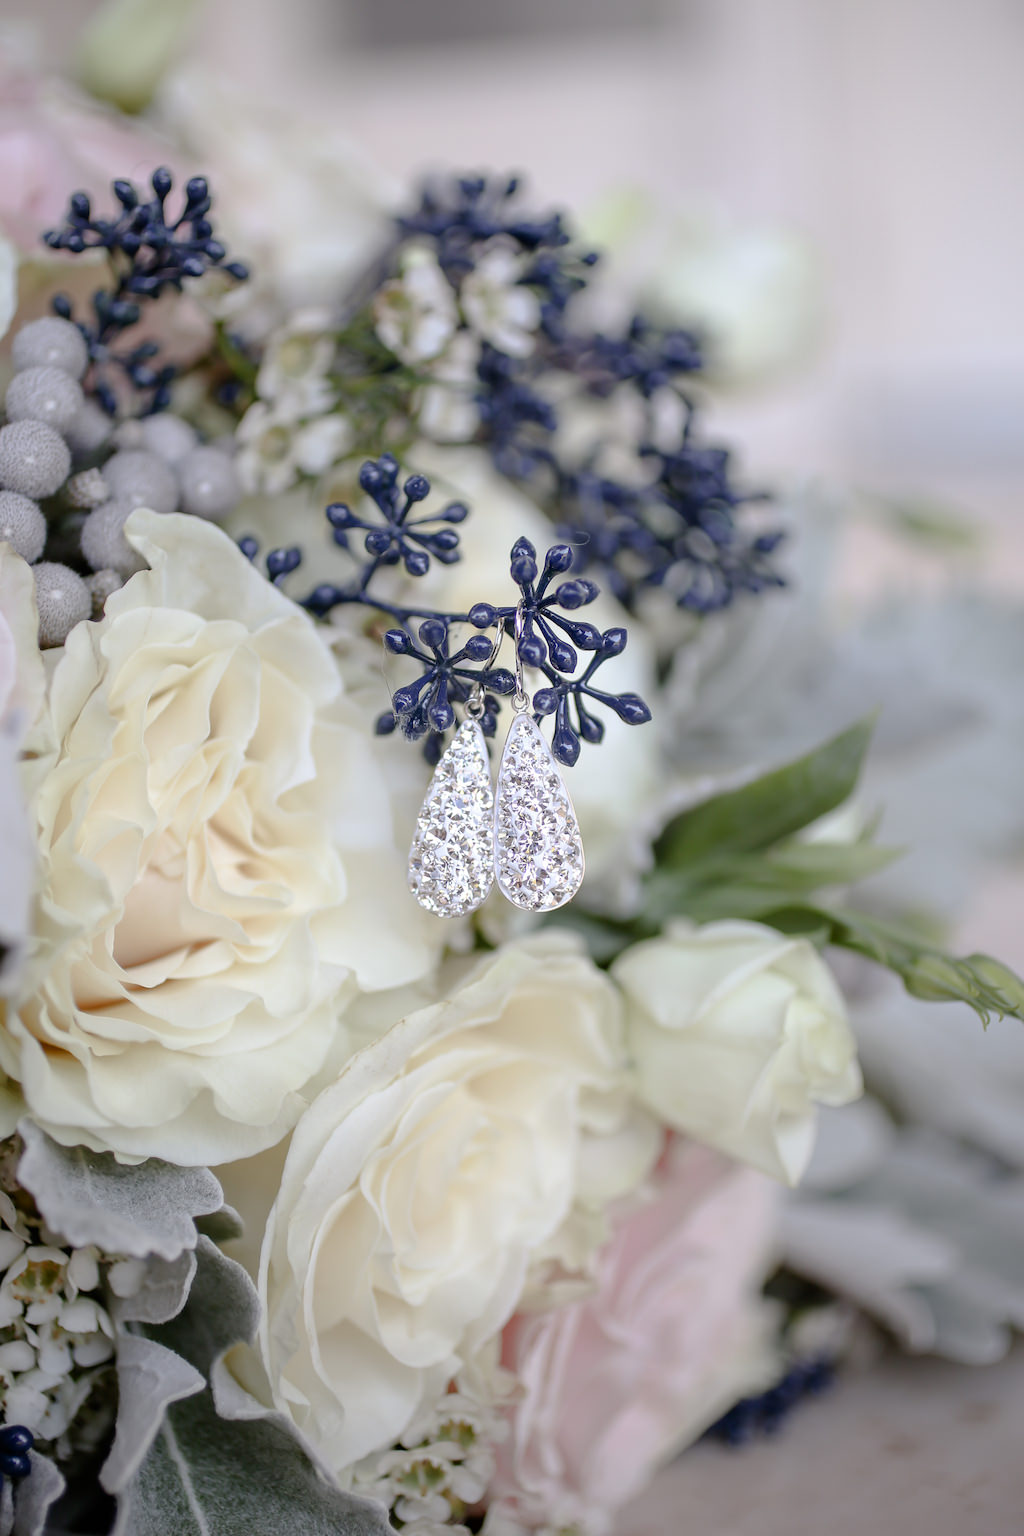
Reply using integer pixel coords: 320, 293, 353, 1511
110, 1250, 198, 1327
17, 1122, 223, 1260
0, 1451, 66, 1536
101, 1335, 204, 1496
111, 1240, 393, 1536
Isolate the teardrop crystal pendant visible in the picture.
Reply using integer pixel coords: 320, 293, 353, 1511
493, 712, 585, 912
408, 719, 495, 917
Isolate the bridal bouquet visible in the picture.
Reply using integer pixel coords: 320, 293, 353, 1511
0, 62, 1022, 1536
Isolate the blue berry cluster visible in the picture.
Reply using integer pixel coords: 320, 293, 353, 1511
240, 453, 651, 767
43, 168, 247, 416
399, 173, 597, 341
0, 1423, 33, 1490
396, 173, 784, 613
706, 1357, 835, 1446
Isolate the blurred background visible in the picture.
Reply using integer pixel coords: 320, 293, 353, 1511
3, 1, 1023, 1530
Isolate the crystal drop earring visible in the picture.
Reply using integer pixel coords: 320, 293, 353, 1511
406, 628, 502, 918
493, 602, 585, 912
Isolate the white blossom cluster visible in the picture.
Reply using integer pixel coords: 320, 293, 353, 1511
234, 238, 542, 497
349, 1377, 510, 1535
235, 310, 352, 494
0, 1137, 132, 1453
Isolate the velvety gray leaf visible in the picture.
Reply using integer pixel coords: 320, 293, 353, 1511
101, 1334, 204, 1497
151, 1237, 259, 1379
112, 1238, 392, 1535
194, 1203, 244, 1244
11, 1451, 65, 1536
17, 1121, 223, 1260
115, 1390, 394, 1536
111, 1251, 197, 1327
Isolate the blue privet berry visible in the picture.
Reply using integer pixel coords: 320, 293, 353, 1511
390, 169, 783, 610
706, 1358, 835, 1446
0, 1423, 34, 1485
40, 168, 247, 419
288, 457, 651, 765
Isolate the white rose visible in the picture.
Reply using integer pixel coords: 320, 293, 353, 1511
612, 920, 862, 1184
259, 932, 634, 1474
1, 511, 440, 1164
0, 545, 44, 1004
162, 70, 394, 330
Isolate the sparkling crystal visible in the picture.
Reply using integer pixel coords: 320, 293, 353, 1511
493, 712, 585, 912
408, 719, 494, 917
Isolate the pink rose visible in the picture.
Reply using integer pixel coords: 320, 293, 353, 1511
0, 54, 175, 254
490, 1140, 779, 1535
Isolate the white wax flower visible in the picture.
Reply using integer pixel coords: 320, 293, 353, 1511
460, 245, 541, 359
613, 919, 862, 1184
374, 246, 459, 366
259, 933, 640, 1474
2, 512, 440, 1164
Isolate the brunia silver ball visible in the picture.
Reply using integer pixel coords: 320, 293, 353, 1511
102, 449, 179, 515
33, 561, 91, 648
0, 420, 71, 500
65, 469, 110, 510
176, 445, 241, 522
140, 413, 198, 465
11, 317, 89, 381
5, 366, 84, 435
0, 492, 47, 564
65, 400, 113, 462
84, 568, 123, 617
80, 498, 147, 578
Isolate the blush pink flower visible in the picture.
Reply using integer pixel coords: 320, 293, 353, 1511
490, 1139, 779, 1535
0, 56, 175, 254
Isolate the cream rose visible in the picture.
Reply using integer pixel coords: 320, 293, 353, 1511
612, 920, 862, 1184
259, 933, 636, 1474
1, 511, 439, 1165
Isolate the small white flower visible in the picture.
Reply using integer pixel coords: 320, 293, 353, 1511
374, 245, 458, 365
256, 309, 336, 406
460, 245, 541, 358
66, 1247, 100, 1295
293, 413, 353, 477
235, 401, 304, 495
0, 1339, 35, 1374
418, 332, 481, 443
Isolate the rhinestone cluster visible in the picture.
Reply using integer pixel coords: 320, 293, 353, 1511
408, 720, 495, 917
494, 713, 585, 912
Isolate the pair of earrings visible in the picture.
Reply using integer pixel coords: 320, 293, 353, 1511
407, 606, 585, 918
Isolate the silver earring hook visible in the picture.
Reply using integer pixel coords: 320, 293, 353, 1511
467, 621, 505, 720
512, 601, 530, 714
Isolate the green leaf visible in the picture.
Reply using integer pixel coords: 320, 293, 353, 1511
655, 718, 874, 869
637, 837, 901, 929
766, 902, 1024, 1026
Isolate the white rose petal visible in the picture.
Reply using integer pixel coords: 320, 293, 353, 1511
2, 510, 440, 1164
260, 932, 631, 1474
613, 919, 862, 1184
